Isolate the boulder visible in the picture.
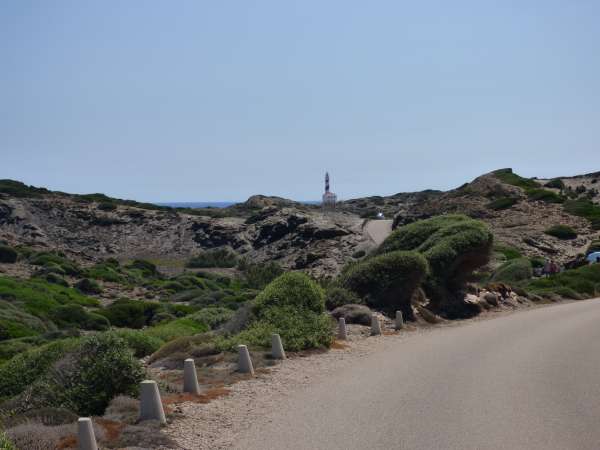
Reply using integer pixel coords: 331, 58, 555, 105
331, 304, 372, 326
482, 292, 499, 307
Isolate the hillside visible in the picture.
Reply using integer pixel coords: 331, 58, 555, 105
1, 168, 599, 278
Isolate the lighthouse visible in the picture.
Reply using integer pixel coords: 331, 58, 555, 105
322, 172, 337, 211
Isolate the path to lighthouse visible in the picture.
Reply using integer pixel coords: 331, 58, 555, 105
365, 219, 393, 245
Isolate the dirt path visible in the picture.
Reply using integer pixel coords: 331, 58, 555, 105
364, 219, 392, 245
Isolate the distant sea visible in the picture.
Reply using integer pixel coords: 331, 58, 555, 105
156, 200, 320, 209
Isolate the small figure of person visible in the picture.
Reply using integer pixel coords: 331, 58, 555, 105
543, 259, 551, 277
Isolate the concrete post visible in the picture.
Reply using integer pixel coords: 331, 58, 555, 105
371, 314, 381, 335
77, 417, 98, 450
237, 344, 254, 375
183, 358, 200, 394
337, 317, 347, 340
271, 333, 286, 360
395, 310, 404, 330
139, 380, 166, 424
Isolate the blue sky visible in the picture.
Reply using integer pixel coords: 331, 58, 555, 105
1, 1, 599, 202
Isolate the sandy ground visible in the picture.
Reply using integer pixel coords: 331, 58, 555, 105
364, 219, 393, 245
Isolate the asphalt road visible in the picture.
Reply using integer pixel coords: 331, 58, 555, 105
365, 219, 393, 245
239, 299, 600, 450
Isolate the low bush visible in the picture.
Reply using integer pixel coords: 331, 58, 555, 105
189, 307, 235, 329
114, 329, 163, 358
239, 261, 284, 289
491, 258, 533, 283
341, 251, 427, 318
0, 431, 16, 449
493, 244, 522, 260
125, 259, 159, 278
0, 301, 52, 340
96, 299, 162, 329
492, 169, 540, 190
526, 264, 600, 298
0, 338, 79, 399
544, 178, 565, 189
29, 252, 81, 276
324, 286, 362, 310
563, 199, 600, 230
143, 317, 209, 342
74, 278, 103, 294
85, 261, 124, 283
97, 201, 117, 211
49, 304, 110, 331
486, 197, 518, 211
544, 225, 577, 240
47, 332, 144, 416
527, 188, 564, 203
0, 246, 17, 264
352, 249, 366, 259
0, 179, 49, 198
187, 248, 238, 268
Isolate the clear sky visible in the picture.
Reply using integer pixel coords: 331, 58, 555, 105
1, 1, 599, 202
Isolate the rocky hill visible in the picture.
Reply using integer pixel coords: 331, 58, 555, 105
1, 168, 599, 276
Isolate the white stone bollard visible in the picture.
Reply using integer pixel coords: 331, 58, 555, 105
183, 358, 200, 394
395, 310, 404, 330
271, 333, 286, 360
139, 380, 166, 424
77, 417, 98, 450
337, 317, 347, 340
237, 344, 254, 375
371, 314, 381, 335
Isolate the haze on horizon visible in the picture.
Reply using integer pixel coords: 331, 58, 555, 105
1, 1, 599, 203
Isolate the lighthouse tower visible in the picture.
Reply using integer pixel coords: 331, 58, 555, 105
322, 172, 337, 211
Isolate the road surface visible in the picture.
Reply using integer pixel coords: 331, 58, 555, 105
365, 219, 393, 245
239, 299, 600, 450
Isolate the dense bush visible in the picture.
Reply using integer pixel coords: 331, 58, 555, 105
125, 259, 158, 278
221, 272, 333, 351
114, 329, 163, 357
49, 304, 110, 331
493, 244, 522, 260
0, 339, 79, 400
491, 258, 533, 283
187, 249, 238, 268
97, 201, 117, 211
143, 317, 209, 342
544, 225, 578, 240
96, 299, 162, 328
29, 252, 81, 276
0, 179, 49, 198
74, 278, 103, 294
85, 261, 124, 283
527, 188, 564, 203
486, 197, 518, 211
0, 246, 17, 264
341, 251, 427, 318
0, 301, 52, 340
189, 307, 235, 329
324, 286, 362, 310
544, 178, 565, 189
376, 214, 493, 318
49, 332, 144, 415
239, 260, 284, 289
526, 264, 600, 298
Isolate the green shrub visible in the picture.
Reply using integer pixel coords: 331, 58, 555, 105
85, 262, 124, 283
0, 431, 16, 450
74, 278, 103, 294
493, 244, 522, 260
114, 329, 163, 357
143, 317, 209, 342
239, 261, 284, 289
352, 250, 366, 259
0, 179, 49, 198
187, 249, 238, 268
544, 178, 565, 189
324, 287, 362, 310
50, 332, 144, 416
97, 299, 162, 329
530, 256, 545, 268
125, 259, 158, 278
544, 225, 577, 240
248, 272, 332, 351
563, 199, 600, 229
526, 264, 600, 298
43, 273, 69, 287
0, 276, 98, 324
491, 258, 533, 283
0, 246, 17, 264
49, 304, 109, 331
189, 307, 235, 329
486, 197, 518, 211
0, 339, 78, 399
29, 252, 81, 276
493, 169, 540, 189
0, 301, 52, 340
341, 251, 427, 317
527, 188, 564, 203
376, 215, 493, 317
